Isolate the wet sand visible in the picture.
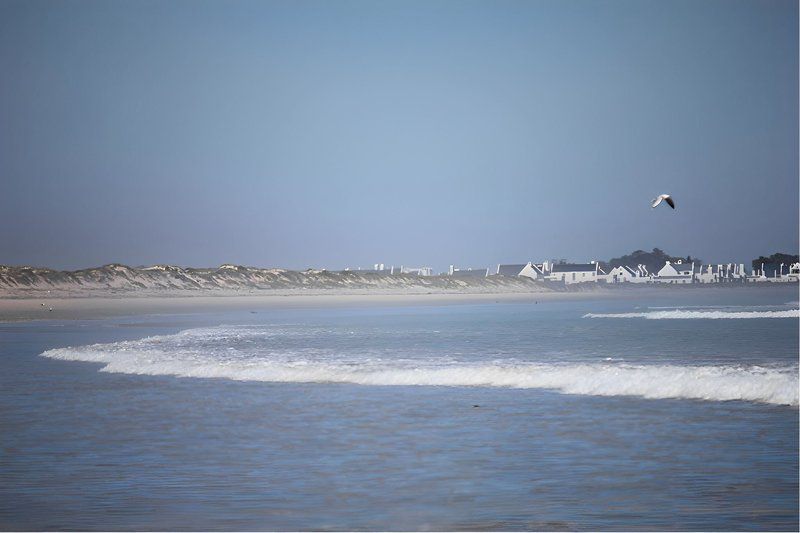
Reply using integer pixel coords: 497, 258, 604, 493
0, 291, 602, 322
2, 284, 792, 322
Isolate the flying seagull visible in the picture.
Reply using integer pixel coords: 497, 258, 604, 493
651, 194, 675, 209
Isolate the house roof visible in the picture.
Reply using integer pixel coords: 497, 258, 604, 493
531, 263, 546, 273
660, 262, 692, 274
550, 263, 596, 273
496, 264, 527, 276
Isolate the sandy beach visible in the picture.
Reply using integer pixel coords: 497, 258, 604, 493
0, 290, 612, 322
3, 283, 794, 323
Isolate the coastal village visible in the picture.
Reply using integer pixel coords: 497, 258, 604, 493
361, 259, 800, 285
1, 253, 797, 298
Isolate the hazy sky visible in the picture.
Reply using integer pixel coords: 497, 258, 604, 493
1, 0, 797, 271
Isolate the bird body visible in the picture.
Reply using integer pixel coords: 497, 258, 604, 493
651, 194, 675, 209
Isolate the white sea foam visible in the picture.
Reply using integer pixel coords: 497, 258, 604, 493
40, 326, 799, 406
647, 304, 793, 310
584, 309, 800, 320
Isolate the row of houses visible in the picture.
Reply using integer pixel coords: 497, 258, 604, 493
348, 260, 799, 285
485, 260, 800, 285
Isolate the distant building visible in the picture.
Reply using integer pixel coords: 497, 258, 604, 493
548, 262, 599, 284
694, 264, 720, 284
495, 264, 528, 277
654, 260, 694, 284
605, 265, 644, 283
760, 262, 800, 283
595, 265, 608, 282
445, 255, 796, 285
787, 263, 800, 282
519, 262, 549, 280
745, 267, 769, 283
628, 265, 652, 283
449, 265, 489, 278
694, 263, 748, 283
756, 261, 800, 279
396, 266, 433, 276
725, 263, 747, 282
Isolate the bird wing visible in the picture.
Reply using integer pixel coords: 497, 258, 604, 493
651, 196, 662, 208
665, 196, 675, 209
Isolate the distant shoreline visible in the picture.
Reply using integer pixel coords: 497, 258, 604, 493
0, 281, 790, 297
0, 291, 586, 322
2, 262, 796, 301
1, 284, 796, 323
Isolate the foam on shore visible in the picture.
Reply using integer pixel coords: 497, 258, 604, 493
584, 309, 799, 320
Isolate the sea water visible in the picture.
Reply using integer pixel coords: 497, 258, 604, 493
1, 287, 798, 530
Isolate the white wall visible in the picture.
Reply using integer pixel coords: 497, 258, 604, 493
519, 263, 544, 280
549, 270, 597, 285
606, 266, 634, 283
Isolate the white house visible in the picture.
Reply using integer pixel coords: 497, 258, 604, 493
727, 263, 747, 282
518, 262, 549, 280
694, 265, 719, 284
712, 263, 746, 282
605, 265, 645, 283
495, 264, 528, 277
495, 262, 554, 280
654, 260, 694, 284
746, 269, 769, 283
787, 263, 800, 282
695, 263, 748, 283
548, 262, 599, 285
764, 262, 800, 283
630, 265, 652, 283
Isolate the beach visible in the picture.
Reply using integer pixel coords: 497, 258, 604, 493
1, 283, 792, 322
0, 289, 602, 322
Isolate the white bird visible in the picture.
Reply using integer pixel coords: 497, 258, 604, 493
651, 194, 675, 209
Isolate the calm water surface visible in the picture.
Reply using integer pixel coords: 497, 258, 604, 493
1, 287, 798, 530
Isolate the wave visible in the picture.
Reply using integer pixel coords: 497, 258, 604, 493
40, 327, 799, 406
584, 309, 799, 320
647, 304, 794, 310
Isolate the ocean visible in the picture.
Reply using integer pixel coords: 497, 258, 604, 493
1, 286, 798, 531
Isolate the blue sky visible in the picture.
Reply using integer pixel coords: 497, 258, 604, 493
1, 0, 797, 270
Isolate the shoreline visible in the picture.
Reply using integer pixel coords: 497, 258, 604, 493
1, 284, 796, 323
0, 290, 596, 322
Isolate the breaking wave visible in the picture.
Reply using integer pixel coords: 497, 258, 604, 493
40, 326, 798, 406
584, 309, 799, 320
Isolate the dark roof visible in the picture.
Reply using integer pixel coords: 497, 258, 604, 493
451, 268, 488, 278
609, 265, 642, 275
550, 263, 596, 273
496, 264, 527, 276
